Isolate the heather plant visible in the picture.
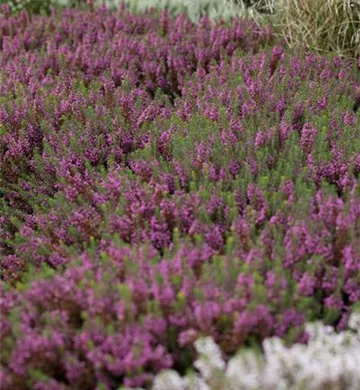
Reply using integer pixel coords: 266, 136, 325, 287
0, 240, 310, 389
0, 5, 274, 261
1, 4, 360, 390
1, 245, 359, 389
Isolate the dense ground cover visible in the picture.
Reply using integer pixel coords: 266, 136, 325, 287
151, 313, 360, 390
0, 4, 360, 390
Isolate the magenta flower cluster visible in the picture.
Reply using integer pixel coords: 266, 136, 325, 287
0, 4, 359, 390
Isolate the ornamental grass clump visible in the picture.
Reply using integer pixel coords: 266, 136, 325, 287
0, 5, 360, 390
274, 0, 360, 58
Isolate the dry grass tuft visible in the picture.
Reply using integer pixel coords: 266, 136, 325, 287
272, 0, 360, 58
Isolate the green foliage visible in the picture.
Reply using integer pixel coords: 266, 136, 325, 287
0, 0, 87, 14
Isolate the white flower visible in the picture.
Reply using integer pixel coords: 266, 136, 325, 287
150, 311, 360, 390
193, 336, 226, 380
348, 312, 360, 332
152, 370, 186, 390
183, 373, 211, 390
226, 350, 264, 389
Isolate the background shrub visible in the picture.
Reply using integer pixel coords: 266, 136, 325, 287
274, 0, 360, 58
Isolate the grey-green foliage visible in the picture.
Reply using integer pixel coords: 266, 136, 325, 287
112, 0, 237, 22
1, 0, 54, 13
119, 0, 274, 22
1, 0, 275, 22
0, 0, 79, 13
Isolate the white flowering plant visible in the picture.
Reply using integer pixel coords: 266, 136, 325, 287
121, 311, 360, 390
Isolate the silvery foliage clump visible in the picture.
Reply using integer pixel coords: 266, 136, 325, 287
122, 312, 360, 390
2, 0, 274, 23
103, 0, 270, 22
118, 0, 244, 22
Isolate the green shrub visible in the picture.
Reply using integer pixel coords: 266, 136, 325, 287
0, 0, 87, 14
